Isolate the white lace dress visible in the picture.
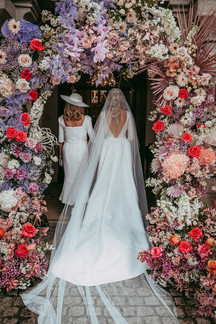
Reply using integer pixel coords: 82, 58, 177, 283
58, 115, 94, 204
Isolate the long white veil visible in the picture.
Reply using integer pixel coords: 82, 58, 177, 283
22, 89, 178, 323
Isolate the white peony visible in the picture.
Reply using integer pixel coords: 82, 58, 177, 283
33, 156, 42, 165
163, 85, 179, 100
43, 172, 52, 184
0, 189, 18, 212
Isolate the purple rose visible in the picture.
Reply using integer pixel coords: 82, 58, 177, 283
5, 167, 15, 179
27, 182, 39, 194
16, 168, 26, 180
19, 152, 32, 163
35, 142, 43, 152
13, 146, 23, 157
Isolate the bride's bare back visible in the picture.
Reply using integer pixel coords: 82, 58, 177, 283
106, 109, 127, 138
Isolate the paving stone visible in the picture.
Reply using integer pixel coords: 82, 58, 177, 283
127, 317, 145, 324
137, 306, 156, 316
122, 307, 136, 317
162, 318, 177, 324
156, 306, 174, 316
173, 306, 185, 318
169, 289, 183, 297
128, 297, 147, 306
20, 307, 36, 317
144, 296, 161, 306
68, 306, 85, 317
185, 307, 199, 316
1, 297, 14, 307
144, 316, 162, 324
137, 287, 152, 297
179, 319, 195, 324
86, 307, 102, 316
21, 319, 37, 324
2, 307, 19, 317
14, 297, 24, 307
72, 318, 89, 324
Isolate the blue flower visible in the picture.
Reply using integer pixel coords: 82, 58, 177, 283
17, 20, 41, 44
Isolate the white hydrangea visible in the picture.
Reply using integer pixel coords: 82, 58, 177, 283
39, 57, 50, 71
0, 189, 18, 212
149, 44, 169, 60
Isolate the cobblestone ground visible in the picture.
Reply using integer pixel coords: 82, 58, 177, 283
1, 225, 215, 324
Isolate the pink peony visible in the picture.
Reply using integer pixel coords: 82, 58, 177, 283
27, 182, 39, 194
162, 153, 190, 179
25, 137, 37, 149
197, 244, 210, 259
150, 246, 163, 259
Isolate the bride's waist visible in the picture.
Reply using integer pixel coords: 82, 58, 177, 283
104, 137, 129, 144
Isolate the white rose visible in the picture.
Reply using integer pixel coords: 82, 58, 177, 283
18, 54, 32, 67
43, 172, 52, 184
33, 156, 42, 165
163, 85, 179, 100
51, 155, 58, 162
7, 159, 20, 169
15, 79, 30, 93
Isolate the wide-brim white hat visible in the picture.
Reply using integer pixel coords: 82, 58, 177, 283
60, 93, 89, 107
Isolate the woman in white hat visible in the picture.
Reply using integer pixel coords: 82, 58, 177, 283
58, 92, 94, 204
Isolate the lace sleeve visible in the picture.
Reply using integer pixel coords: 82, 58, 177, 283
86, 116, 95, 142
58, 116, 64, 143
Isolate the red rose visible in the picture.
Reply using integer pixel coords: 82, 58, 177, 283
188, 227, 202, 240
197, 244, 210, 259
177, 241, 192, 253
188, 145, 201, 158
20, 113, 30, 126
6, 127, 18, 140
179, 89, 188, 99
21, 223, 38, 238
21, 69, 32, 81
0, 228, 5, 238
152, 120, 165, 134
160, 105, 172, 115
150, 246, 163, 259
16, 131, 27, 142
15, 244, 29, 258
27, 90, 38, 101
30, 39, 44, 51
181, 132, 193, 143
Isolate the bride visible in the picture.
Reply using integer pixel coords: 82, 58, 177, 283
22, 89, 178, 323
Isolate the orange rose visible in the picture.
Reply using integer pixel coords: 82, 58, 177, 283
206, 260, 216, 275
169, 235, 181, 246
206, 237, 215, 247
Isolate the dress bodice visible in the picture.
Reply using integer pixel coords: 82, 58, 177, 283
103, 111, 133, 141
58, 115, 94, 143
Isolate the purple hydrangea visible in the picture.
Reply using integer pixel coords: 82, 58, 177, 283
17, 20, 42, 44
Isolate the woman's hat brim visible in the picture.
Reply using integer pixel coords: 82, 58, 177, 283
60, 95, 89, 107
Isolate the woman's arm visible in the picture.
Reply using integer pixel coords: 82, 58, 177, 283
59, 142, 63, 160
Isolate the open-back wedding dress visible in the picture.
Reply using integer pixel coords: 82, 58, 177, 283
22, 89, 178, 323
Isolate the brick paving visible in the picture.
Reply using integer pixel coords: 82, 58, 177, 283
1, 186, 215, 324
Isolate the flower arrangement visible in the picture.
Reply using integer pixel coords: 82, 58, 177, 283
0, 19, 57, 291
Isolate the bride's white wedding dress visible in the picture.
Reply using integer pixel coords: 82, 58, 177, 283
51, 111, 148, 286
22, 89, 178, 324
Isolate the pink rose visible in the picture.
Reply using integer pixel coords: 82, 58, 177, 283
5, 167, 16, 179
25, 137, 37, 149
21, 223, 38, 238
16, 168, 26, 180
19, 152, 32, 163
13, 188, 25, 200
13, 146, 22, 157
197, 244, 210, 259
27, 182, 39, 194
150, 246, 163, 259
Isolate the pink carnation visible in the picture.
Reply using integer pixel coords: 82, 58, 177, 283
162, 153, 190, 179
150, 246, 163, 259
